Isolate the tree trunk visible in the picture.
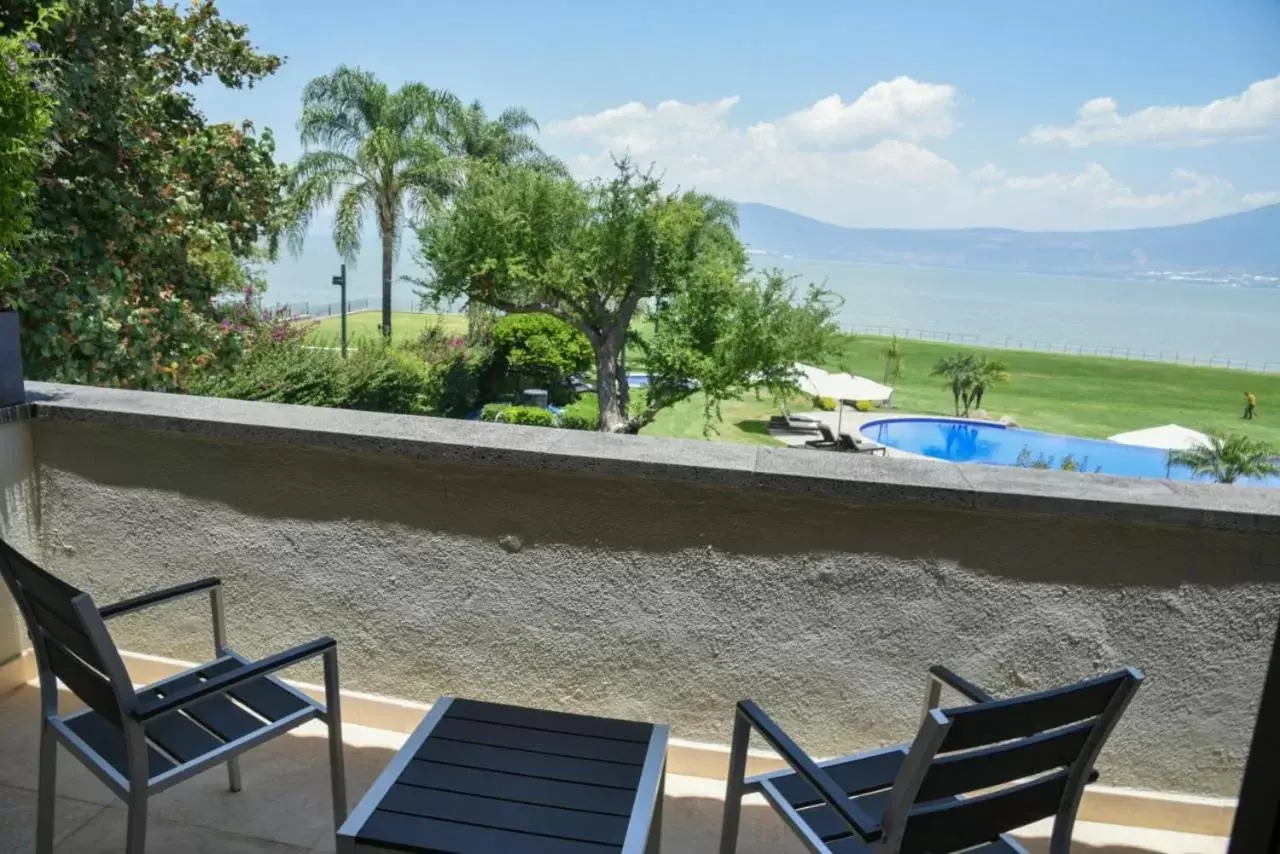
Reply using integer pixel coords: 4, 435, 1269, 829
380, 228, 394, 338
594, 337, 629, 433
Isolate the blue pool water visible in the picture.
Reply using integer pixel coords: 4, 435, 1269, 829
861, 418, 1280, 488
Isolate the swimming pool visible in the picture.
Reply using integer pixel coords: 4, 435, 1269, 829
861, 417, 1280, 488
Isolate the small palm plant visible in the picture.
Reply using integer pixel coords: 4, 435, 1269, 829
1167, 430, 1280, 484
969, 355, 1011, 412
882, 335, 906, 385
931, 353, 977, 416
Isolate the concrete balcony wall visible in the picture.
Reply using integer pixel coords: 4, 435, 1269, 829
0, 410, 36, 669
12, 383, 1280, 800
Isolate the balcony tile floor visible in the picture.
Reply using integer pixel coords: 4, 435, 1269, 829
0, 685, 1228, 854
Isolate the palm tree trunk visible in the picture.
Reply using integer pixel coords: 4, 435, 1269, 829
380, 228, 394, 338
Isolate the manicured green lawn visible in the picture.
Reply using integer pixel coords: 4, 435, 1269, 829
642, 335, 1280, 447
302, 311, 467, 347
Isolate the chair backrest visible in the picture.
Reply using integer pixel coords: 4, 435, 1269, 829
818, 424, 837, 443
837, 433, 856, 450
881, 668, 1143, 854
0, 538, 135, 723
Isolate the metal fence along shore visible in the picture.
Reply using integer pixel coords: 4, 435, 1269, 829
272, 300, 1277, 374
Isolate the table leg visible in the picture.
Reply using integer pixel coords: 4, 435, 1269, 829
646, 761, 666, 854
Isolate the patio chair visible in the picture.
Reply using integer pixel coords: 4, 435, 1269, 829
719, 665, 1143, 854
0, 538, 348, 854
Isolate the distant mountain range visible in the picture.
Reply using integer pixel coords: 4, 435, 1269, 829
735, 203, 1280, 285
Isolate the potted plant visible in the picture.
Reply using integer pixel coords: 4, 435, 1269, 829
0, 305, 22, 407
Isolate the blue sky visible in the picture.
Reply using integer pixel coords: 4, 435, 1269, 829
198, 0, 1280, 231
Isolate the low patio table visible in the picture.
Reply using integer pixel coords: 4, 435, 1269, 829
337, 696, 669, 853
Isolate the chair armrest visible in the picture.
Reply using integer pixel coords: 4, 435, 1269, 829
99, 578, 221, 620
737, 700, 882, 843
928, 665, 996, 704
132, 636, 335, 722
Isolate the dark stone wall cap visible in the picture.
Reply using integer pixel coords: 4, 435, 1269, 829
24, 381, 1280, 533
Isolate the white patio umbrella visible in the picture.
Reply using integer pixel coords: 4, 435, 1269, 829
1107, 424, 1210, 451
797, 371, 894, 436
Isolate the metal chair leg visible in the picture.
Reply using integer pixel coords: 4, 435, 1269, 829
718, 709, 751, 854
324, 647, 348, 829
227, 756, 242, 792
36, 719, 56, 854
125, 793, 147, 854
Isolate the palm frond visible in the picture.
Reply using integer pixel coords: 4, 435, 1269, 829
299, 66, 386, 150
282, 151, 364, 256
333, 182, 370, 263
496, 105, 539, 133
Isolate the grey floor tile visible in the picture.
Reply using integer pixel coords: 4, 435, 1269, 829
0, 690, 115, 807
54, 808, 310, 854
0, 785, 104, 854
145, 728, 392, 849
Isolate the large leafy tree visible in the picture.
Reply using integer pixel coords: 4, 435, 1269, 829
437, 98, 563, 342
285, 66, 456, 339
417, 159, 837, 433
1167, 431, 1279, 485
0, 6, 57, 287
0, 0, 284, 389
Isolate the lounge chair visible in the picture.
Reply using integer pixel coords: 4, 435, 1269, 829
770, 405, 824, 433
804, 425, 840, 449
841, 433, 888, 455
0, 538, 349, 854
719, 665, 1143, 854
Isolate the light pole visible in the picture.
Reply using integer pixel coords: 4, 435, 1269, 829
332, 264, 348, 359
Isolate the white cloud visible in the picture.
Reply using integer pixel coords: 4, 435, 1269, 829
1242, 190, 1280, 208
545, 85, 1272, 229
753, 77, 959, 146
1025, 74, 1280, 147
547, 97, 739, 156
1001, 164, 1235, 215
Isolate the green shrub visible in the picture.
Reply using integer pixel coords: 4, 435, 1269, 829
491, 314, 592, 399
558, 412, 598, 430
191, 340, 434, 415
343, 347, 432, 414
189, 342, 346, 408
425, 344, 495, 417
502, 405, 555, 427
558, 394, 600, 430
480, 402, 510, 422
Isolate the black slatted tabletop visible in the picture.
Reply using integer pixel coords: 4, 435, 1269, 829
337, 697, 669, 854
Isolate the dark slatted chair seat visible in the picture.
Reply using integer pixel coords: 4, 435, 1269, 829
719, 665, 1143, 854
0, 537, 349, 854
61, 656, 312, 780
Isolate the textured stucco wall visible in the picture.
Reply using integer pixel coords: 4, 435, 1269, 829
0, 417, 37, 665
27, 418, 1280, 797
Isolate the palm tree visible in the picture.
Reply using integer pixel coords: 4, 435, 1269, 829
931, 353, 977, 416
285, 66, 457, 338
968, 355, 1011, 412
442, 99, 565, 172
1167, 431, 1280, 484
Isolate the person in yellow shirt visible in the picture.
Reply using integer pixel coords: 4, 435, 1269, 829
1243, 391, 1257, 420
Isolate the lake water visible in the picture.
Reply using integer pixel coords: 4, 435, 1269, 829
256, 242, 1280, 370
765, 258, 1280, 371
